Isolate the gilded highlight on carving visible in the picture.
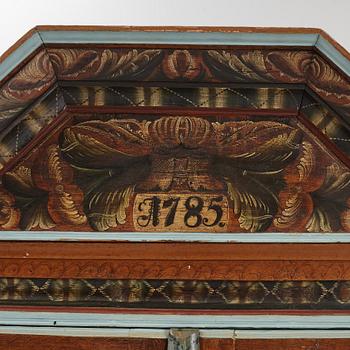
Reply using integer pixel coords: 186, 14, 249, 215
1, 114, 350, 233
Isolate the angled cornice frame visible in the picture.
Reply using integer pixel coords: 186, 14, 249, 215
0, 26, 350, 242
2, 27, 350, 341
2, 26, 350, 80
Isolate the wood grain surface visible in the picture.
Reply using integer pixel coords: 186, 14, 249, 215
2, 334, 350, 350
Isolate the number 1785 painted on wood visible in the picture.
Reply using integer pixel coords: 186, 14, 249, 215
133, 193, 229, 232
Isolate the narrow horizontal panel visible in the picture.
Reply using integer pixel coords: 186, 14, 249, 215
40, 30, 318, 46
2, 232, 350, 243
2, 311, 350, 329
0, 278, 349, 310
0, 334, 166, 350
0, 258, 348, 280
236, 330, 350, 339
1, 327, 350, 339
236, 338, 350, 350
0, 242, 349, 260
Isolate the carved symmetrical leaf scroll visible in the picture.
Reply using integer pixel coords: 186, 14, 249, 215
48, 48, 163, 80
307, 164, 350, 232
3, 166, 54, 230
1, 46, 350, 174
1, 115, 350, 233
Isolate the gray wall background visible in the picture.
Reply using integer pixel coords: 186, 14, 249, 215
0, 0, 349, 56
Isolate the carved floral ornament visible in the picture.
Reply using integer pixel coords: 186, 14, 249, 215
0, 115, 350, 233
46, 48, 350, 110
1, 46, 349, 129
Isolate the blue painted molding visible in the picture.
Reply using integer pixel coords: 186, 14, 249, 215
39, 30, 318, 46
315, 35, 350, 75
1, 311, 350, 329
1, 231, 350, 243
0, 327, 349, 339
1, 29, 349, 82
0, 31, 43, 82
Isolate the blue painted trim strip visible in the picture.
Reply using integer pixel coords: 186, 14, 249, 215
42, 30, 350, 75
0, 327, 233, 338
0, 231, 350, 243
236, 330, 350, 339
0, 327, 349, 339
315, 35, 350, 75
39, 30, 319, 46
0, 32, 43, 82
1, 311, 350, 329
1, 30, 349, 84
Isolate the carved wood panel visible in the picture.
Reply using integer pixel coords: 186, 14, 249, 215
1, 259, 350, 280
0, 335, 167, 350
236, 339, 350, 350
0, 277, 350, 309
1, 114, 350, 233
3, 335, 350, 350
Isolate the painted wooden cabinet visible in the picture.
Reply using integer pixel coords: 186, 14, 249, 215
0, 26, 349, 349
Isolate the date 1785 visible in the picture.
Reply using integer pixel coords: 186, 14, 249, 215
133, 193, 229, 232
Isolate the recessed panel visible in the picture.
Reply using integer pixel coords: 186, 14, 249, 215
1, 113, 350, 233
